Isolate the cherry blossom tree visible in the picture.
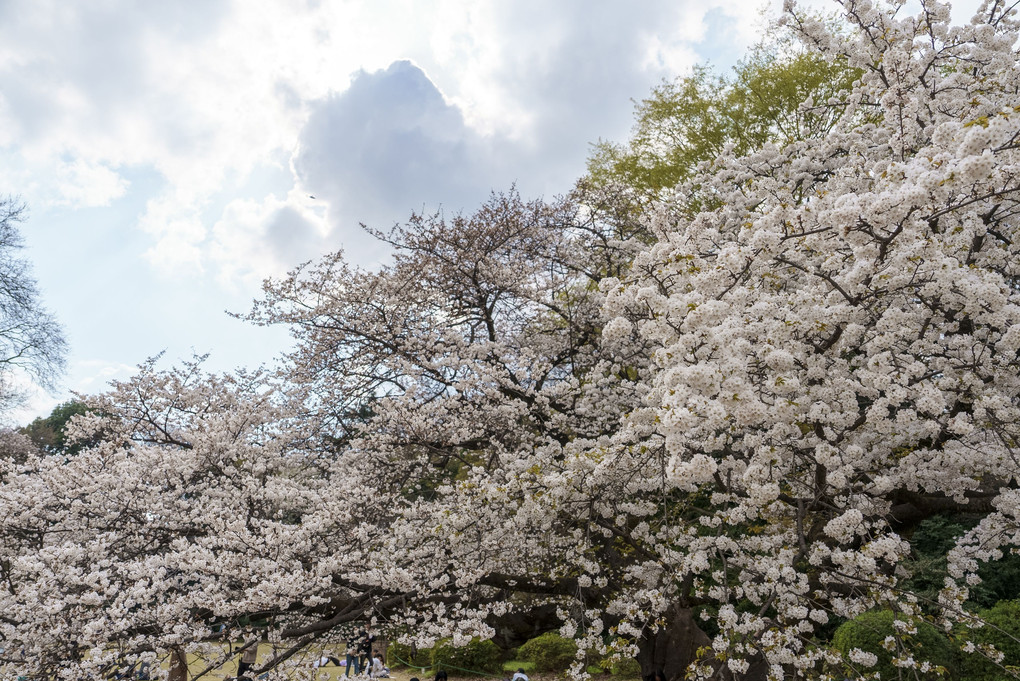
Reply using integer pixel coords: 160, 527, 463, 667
3, 1, 1020, 680
0, 190, 651, 680
599, 0, 1020, 677
0, 359, 335, 679
243, 188, 660, 664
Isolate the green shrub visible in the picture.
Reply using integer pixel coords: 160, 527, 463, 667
432, 637, 503, 675
518, 632, 578, 672
611, 657, 641, 677
602, 654, 640, 677
388, 640, 431, 669
832, 610, 955, 680
957, 600, 1020, 681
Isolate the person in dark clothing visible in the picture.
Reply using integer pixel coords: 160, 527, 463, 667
358, 630, 375, 673
314, 654, 343, 668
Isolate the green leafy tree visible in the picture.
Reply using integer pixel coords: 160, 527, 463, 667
431, 637, 503, 675
21, 400, 91, 455
586, 45, 858, 202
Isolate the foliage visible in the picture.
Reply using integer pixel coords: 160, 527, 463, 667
502, 660, 535, 672
968, 552, 1020, 611
598, 0, 1020, 675
904, 516, 1020, 610
956, 601, 1020, 681
518, 632, 578, 672
832, 610, 955, 680
586, 46, 858, 202
605, 655, 641, 677
21, 400, 92, 455
903, 515, 975, 607
431, 637, 503, 675
389, 640, 432, 669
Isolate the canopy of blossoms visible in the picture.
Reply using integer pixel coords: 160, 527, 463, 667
1, 1, 1019, 680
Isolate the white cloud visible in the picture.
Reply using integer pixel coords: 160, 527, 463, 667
139, 196, 208, 274
54, 159, 128, 207
70, 359, 138, 391
7, 358, 136, 425
291, 61, 503, 242
0, 0, 785, 289
2, 0, 833, 423
209, 191, 330, 288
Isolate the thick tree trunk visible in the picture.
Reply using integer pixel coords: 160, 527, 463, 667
168, 645, 189, 681
635, 604, 768, 681
636, 603, 711, 681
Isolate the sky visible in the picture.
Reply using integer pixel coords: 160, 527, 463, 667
0, 0, 984, 423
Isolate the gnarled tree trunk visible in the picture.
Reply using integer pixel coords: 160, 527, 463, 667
635, 604, 770, 681
636, 603, 711, 681
168, 645, 189, 681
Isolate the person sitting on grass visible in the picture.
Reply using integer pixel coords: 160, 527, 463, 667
511, 667, 529, 681
371, 652, 389, 678
314, 654, 342, 668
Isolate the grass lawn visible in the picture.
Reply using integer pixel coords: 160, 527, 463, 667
55, 645, 635, 681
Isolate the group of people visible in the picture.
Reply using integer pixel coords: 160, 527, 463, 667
307, 629, 389, 678
231, 628, 391, 680
342, 629, 389, 678
343, 629, 376, 677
